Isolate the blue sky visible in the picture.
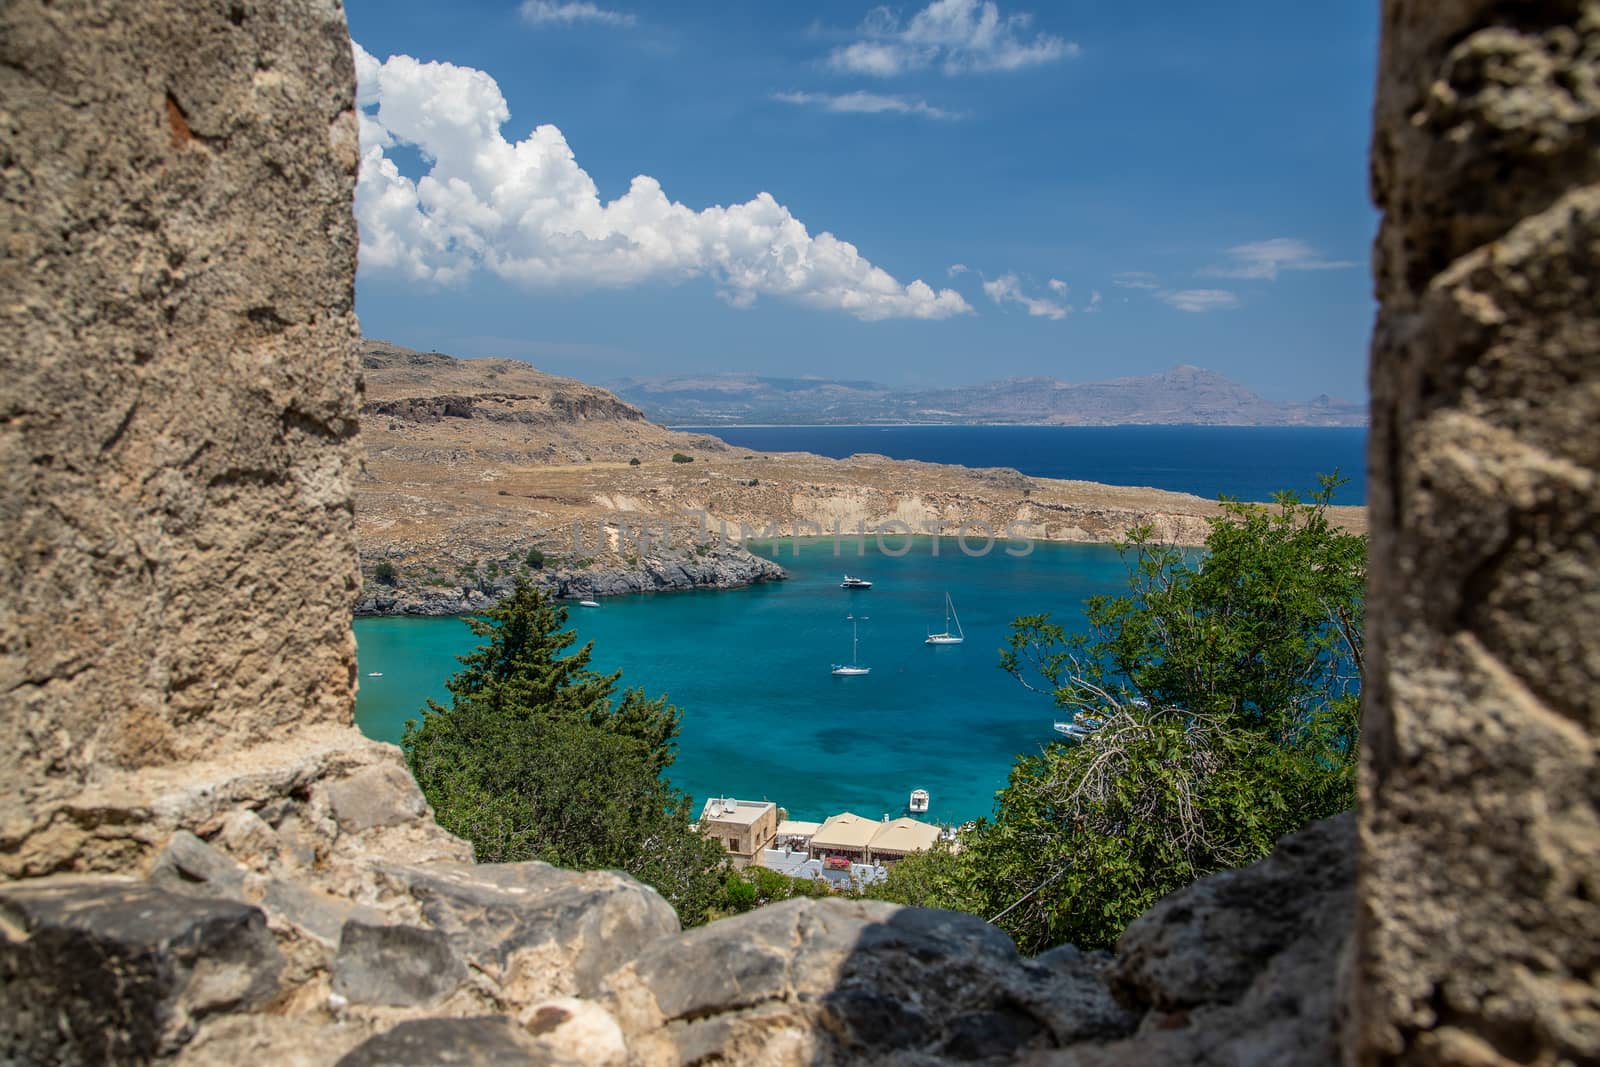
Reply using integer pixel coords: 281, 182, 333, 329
346, 1, 1378, 401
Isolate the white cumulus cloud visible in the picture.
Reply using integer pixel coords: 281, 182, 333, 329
773, 90, 960, 120
1158, 289, 1239, 313
1112, 271, 1159, 289
829, 0, 1078, 77
520, 1, 635, 26
351, 43, 970, 322
983, 273, 1068, 319
1204, 238, 1356, 280
947, 263, 970, 276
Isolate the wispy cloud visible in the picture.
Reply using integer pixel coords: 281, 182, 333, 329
1046, 278, 1068, 294
947, 263, 970, 277
773, 90, 961, 120
983, 273, 1068, 319
1112, 271, 1159, 289
1203, 238, 1356, 280
1158, 289, 1239, 313
1085, 289, 1102, 312
519, 1, 635, 27
351, 43, 971, 322
829, 0, 1078, 77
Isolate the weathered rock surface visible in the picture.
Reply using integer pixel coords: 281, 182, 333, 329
0, 878, 284, 1063
354, 536, 786, 616
1360, 1, 1600, 1063
334, 1017, 557, 1067
1033, 813, 1354, 1065
333, 921, 467, 1008
601, 897, 1138, 1065
0, 0, 365, 840
377, 860, 681, 1002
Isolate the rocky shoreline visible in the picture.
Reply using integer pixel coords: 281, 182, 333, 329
354, 538, 786, 616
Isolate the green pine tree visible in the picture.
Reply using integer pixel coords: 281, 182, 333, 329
404, 578, 730, 924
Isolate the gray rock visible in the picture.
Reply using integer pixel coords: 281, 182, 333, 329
0, 877, 283, 1062
1032, 814, 1354, 1066
379, 859, 680, 1000
149, 829, 252, 894
606, 897, 1135, 1065
333, 921, 467, 1007
323, 762, 431, 833
335, 1017, 558, 1067
150, 830, 386, 948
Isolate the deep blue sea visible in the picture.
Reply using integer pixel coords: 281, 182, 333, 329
678, 425, 1368, 506
354, 425, 1368, 825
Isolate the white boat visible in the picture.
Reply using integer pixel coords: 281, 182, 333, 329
831, 614, 871, 676
924, 592, 965, 645
840, 575, 873, 589
578, 599, 601, 607
367, 672, 383, 677
908, 788, 930, 813
1053, 712, 1108, 741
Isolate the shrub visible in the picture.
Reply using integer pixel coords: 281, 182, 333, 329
373, 561, 397, 585
525, 548, 545, 570
671, 453, 693, 464
629, 457, 641, 466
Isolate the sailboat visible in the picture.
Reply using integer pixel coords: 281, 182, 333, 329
924, 592, 965, 645
831, 614, 871, 676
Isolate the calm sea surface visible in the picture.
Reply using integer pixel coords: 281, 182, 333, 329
677, 425, 1368, 506
354, 426, 1368, 824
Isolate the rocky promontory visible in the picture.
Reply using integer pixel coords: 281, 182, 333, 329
355, 536, 785, 616
354, 340, 1366, 615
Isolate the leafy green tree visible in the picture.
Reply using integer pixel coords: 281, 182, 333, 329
403, 579, 730, 925
878, 478, 1364, 953
373, 561, 397, 585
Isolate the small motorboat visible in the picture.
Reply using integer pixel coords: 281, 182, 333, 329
578, 599, 601, 607
908, 788, 930, 814
367, 672, 383, 678
840, 575, 873, 589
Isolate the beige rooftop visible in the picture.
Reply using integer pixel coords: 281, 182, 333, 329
776, 819, 821, 838
698, 798, 774, 827
869, 818, 941, 855
810, 812, 880, 851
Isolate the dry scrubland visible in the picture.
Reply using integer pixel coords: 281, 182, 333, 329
355, 340, 1367, 612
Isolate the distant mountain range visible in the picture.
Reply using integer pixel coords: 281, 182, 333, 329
609, 365, 1367, 427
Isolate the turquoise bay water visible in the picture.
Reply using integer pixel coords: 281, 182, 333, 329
355, 538, 1135, 825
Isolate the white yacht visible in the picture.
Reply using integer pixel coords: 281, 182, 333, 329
831, 614, 871, 676
840, 575, 873, 589
924, 592, 965, 645
908, 788, 930, 814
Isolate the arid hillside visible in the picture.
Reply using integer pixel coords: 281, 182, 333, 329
356, 341, 1366, 613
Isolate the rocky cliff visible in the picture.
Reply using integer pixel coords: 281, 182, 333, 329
356, 342, 1360, 614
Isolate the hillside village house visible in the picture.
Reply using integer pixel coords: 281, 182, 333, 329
697, 798, 777, 869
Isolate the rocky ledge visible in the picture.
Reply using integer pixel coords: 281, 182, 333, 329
355, 538, 786, 616
0, 727, 1354, 1067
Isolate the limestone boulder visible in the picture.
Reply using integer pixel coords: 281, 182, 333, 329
602, 897, 1135, 1066
376, 859, 681, 1003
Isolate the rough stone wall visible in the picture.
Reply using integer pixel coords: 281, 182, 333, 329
1359, 1, 1600, 1062
0, 0, 364, 842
